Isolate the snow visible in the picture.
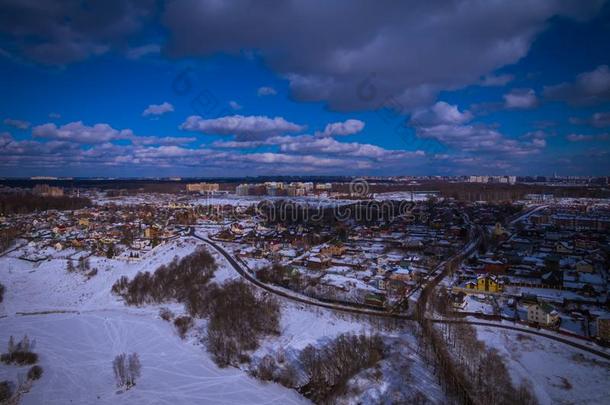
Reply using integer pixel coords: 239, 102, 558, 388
191, 195, 354, 208
253, 304, 448, 404
475, 326, 610, 405
462, 295, 495, 315
372, 191, 436, 201
0, 238, 309, 404
0, 312, 307, 405
1, 238, 203, 314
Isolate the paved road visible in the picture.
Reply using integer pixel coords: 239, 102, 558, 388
508, 204, 548, 226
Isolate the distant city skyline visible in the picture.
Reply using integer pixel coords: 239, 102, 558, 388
2, 1, 610, 177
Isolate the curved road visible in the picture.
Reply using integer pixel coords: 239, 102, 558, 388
190, 229, 412, 320
191, 228, 610, 361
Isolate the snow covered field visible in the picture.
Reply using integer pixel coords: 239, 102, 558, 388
476, 326, 610, 405
0, 238, 308, 404
372, 191, 436, 201
0, 312, 307, 405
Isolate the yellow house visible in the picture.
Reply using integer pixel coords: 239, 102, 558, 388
78, 218, 90, 227
320, 243, 346, 257
576, 260, 594, 273
493, 222, 508, 237
144, 226, 160, 239
466, 274, 503, 293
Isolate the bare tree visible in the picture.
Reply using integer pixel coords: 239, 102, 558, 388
127, 353, 141, 387
113, 353, 141, 389
113, 354, 127, 388
2, 335, 37, 365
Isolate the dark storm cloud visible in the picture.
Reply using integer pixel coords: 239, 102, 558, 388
163, 0, 604, 111
0, 0, 155, 65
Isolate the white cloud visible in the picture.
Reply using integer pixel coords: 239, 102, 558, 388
257, 86, 277, 96
130, 136, 197, 146
410, 102, 545, 156
503, 88, 538, 109
570, 111, 610, 128
566, 133, 609, 142
478, 73, 514, 87
239, 152, 347, 168
32, 121, 133, 143
410, 102, 473, 126
142, 102, 174, 117
126, 43, 161, 60
316, 119, 365, 137
3, 118, 31, 130
279, 136, 424, 160
180, 115, 304, 139
229, 100, 243, 110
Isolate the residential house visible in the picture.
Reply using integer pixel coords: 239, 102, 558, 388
320, 243, 346, 258
597, 317, 610, 343
527, 303, 560, 327
306, 255, 331, 270
466, 274, 503, 293
575, 259, 594, 273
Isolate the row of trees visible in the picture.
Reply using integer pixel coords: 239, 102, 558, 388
0, 227, 19, 253
0, 193, 91, 214
0, 282, 4, 303
414, 289, 538, 405
299, 333, 385, 403
111, 247, 217, 306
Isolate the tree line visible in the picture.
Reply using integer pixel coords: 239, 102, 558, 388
111, 247, 217, 305
413, 288, 538, 405
0, 192, 91, 214
0, 227, 19, 253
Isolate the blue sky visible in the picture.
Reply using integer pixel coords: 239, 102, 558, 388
1, 0, 610, 177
